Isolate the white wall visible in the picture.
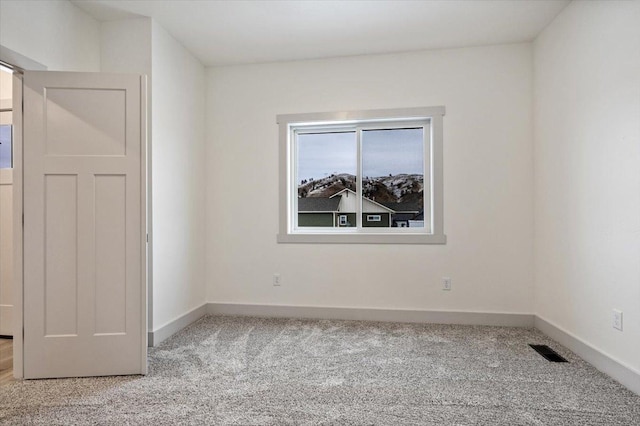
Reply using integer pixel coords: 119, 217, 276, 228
100, 17, 154, 329
100, 18, 207, 334
100, 18, 152, 76
534, 1, 640, 373
0, 70, 11, 103
150, 21, 207, 331
206, 44, 534, 314
0, 0, 100, 71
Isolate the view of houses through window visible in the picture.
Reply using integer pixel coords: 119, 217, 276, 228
296, 127, 425, 229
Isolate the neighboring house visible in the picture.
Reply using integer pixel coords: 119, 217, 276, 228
298, 189, 395, 227
297, 197, 341, 227
408, 211, 425, 228
330, 189, 394, 227
382, 202, 421, 227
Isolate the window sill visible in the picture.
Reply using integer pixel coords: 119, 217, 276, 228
277, 232, 447, 244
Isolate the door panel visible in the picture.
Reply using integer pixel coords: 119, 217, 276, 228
44, 174, 78, 336
45, 88, 126, 156
23, 71, 146, 378
94, 174, 127, 335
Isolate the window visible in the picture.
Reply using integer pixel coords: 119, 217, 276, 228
0, 125, 12, 169
277, 106, 445, 244
0, 65, 13, 169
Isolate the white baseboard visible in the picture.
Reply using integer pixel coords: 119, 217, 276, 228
148, 303, 208, 347
534, 316, 640, 396
206, 302, 535, 327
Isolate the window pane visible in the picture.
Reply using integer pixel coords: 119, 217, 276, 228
0, 125, 12, 169
362, 128, 424, 228
297, 131, 356, 227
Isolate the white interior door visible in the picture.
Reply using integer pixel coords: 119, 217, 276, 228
22, 71, 146, 378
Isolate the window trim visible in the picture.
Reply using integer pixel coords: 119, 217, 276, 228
277, 106, 446, 244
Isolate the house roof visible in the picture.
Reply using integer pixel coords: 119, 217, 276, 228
330, 188, 395, 213
391, 213, 415, 222
298, 196, 341, 212
382, 202, 421, 213
329, 188, 351, 199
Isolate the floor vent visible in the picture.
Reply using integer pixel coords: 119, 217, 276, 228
529, 344, 568, 362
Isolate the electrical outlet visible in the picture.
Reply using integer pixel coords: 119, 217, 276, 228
613, 309, 623, 331
273, 274, 281, 286
442, 277, 452, 291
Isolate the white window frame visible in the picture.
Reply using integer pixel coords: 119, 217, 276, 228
338, 215, 348, 226
367, 215, 382, 222
277, 106, 446, 244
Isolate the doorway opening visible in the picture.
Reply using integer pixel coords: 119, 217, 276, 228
0, 63, 16, 384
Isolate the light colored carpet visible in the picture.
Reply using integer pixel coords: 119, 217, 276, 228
1, 315, 639, 425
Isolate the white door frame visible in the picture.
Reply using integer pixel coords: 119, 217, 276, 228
1, 45, 47, 379
11, 70, 24, 379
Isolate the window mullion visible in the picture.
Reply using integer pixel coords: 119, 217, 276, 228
291, 128, 299, 231
424, 123, 433, 233
356, 126, 363, 230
